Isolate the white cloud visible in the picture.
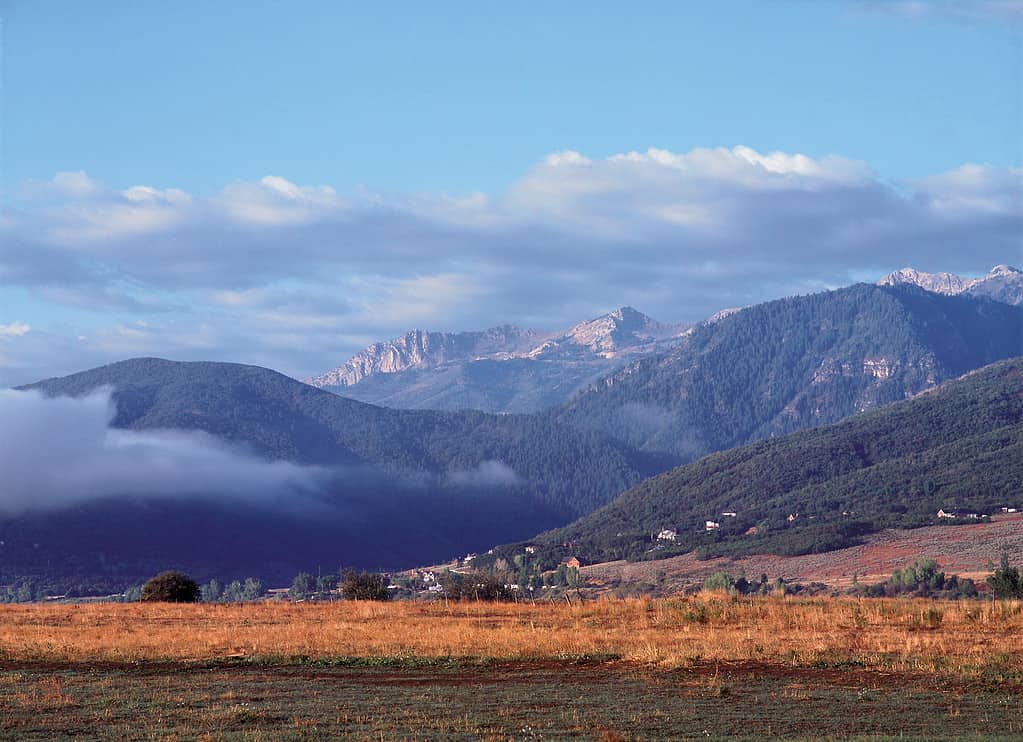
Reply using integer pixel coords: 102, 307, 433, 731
0, 323, 30, 337
122, 185, 192, 204
0, 389, 327, 514
448, 460, 522, 489
41, 171, 103, 199
216, 175, 344, 225
1, 146, 1019, 384
915, 164, 1023, 217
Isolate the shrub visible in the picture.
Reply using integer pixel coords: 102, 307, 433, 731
857, 558, 978, 599
140, 571, 200, 603
702, 572, 735, 593
340, 570, 391, 601
440, 571, 515, 602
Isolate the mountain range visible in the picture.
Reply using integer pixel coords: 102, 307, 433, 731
879, 264, 1023, 305
554, 283, 1023, 461
5, 278, 1022, 591
305, 306, 690, 413
305, 265, 1021, 416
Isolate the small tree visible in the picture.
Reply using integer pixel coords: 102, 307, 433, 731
988, 554, 1023, 599
141, 571, 200, 603
289, 572, 315, 601
200, 578, 222, 603
241, 577, 264, 601
316, 574, 339, 595
222, 580, 244, 602
340, 570, 391, 601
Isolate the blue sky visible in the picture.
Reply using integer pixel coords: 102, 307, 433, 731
0, 0, 1020, 385
4, 0, 1019, 194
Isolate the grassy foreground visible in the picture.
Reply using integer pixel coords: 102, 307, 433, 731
2, 596, 1022, 740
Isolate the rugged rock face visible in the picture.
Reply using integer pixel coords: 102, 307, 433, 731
305, 308, 691, 413
527, 307, 687, 359
879, 265, 1022, 305
969, 265, 1023, 305
306, 326, 546, 388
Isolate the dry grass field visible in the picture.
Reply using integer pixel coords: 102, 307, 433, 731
2, 596, 1023, 739
0, 596, 1021, 674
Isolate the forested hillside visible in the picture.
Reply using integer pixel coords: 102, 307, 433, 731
555, 285, 1022, 461
518, 358, 1023, 567
3, 358, 663, 591
21, 358, 652, 519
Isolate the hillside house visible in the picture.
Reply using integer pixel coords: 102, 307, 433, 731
705, 520, 721, 531
524, 544, 537, 554
721, 511, 737, 517
561, 556, 582, 569
657, 529, 677, 542
937, 508, 984, 519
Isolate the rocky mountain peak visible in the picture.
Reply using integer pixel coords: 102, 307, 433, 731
988, 264, 1021, 278
878, 264, 1022, 306
529, 307, 686, 358
306, 306, 693, 399
305, 325, 546, 388
879, 267, 976, 295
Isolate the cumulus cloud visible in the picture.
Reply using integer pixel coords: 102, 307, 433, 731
0, 389, 328, 514
1, 145, 1020, 384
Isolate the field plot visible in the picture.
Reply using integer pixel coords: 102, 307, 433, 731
2, 597, 1022, 740
583, 514, 1023, 593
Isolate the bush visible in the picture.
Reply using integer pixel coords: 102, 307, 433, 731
702, 572, 735, 593
140, 571, 200, 603
440, 571, 516, 602
856, 558, 977, 599
340, 570, 390, 601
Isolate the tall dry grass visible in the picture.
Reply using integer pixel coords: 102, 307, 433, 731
1, 596, 1020, 676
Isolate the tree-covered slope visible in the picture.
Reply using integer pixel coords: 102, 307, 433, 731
19, 357, 648, 519
5, 358, 666, 589
554, 285, 1022, 461
527, 358, 1023, 566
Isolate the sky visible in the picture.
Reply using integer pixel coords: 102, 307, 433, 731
1, 0, 1021, 386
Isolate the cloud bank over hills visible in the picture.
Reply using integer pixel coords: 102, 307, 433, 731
0, 388, 327, 515
2, 146, 1020, 385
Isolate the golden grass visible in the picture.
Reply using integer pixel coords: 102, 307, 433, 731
1, 596, 1021, 676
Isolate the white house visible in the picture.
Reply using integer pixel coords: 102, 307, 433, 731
937, 509, 984, 520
